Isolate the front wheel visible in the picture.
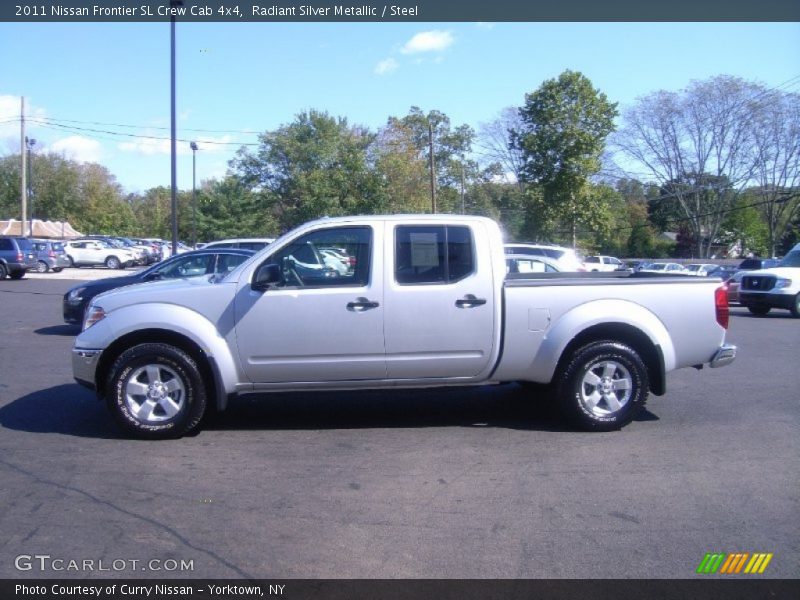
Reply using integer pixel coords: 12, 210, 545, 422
36, 261, 49, 273
747, 306, 770, 316
105, 256, 121, 270
555, 341, 649, 431
106, 343, 207, 439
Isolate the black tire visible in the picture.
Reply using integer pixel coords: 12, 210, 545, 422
9, 270, 25, 280
747, 306, 770, 316
53, 267, 63, 273
106, 343, 207, 439
67, 255, 77, 268
790, 294, 800, 319
105, 256, 121, 270
0, 263, 7, 279
36, 261, 49, 273
555, 340, 649, 431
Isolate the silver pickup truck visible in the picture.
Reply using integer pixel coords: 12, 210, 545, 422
72, 215, 736, 439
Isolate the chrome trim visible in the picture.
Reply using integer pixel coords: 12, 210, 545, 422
710, 343, 737, 368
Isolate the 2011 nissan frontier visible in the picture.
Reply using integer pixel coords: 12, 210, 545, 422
72, 215, 736, 439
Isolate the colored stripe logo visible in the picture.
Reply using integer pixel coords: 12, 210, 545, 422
697, 553, 773, 574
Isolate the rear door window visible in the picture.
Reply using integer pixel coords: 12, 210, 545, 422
395, 225, 475, 285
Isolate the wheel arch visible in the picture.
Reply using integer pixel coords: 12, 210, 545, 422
95, 328, 226, 410
555, 322, 666, 396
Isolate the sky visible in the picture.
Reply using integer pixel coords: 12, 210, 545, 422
1, 21, 799, 193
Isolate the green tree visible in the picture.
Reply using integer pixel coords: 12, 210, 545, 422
388, 107, 476, 213
231, 110, 383, 230
513, 70, 618, 247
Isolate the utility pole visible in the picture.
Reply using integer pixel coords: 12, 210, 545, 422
460, 160, 466, 214
20, 97, 27, 235
169, 1, 182, 255
428, 121, 436, 213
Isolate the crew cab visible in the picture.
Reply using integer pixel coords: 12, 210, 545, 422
738, 243, 800, 317
71, 215, 736, 439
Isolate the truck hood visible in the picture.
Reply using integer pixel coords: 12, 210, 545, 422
91, 275, 221, 311
746, 267, 800, 278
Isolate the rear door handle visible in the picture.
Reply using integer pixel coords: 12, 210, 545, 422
455, 294, 487, 308
347, 297, 380, 311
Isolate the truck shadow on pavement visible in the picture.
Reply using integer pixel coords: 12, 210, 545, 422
0, 383, 659, 438
0, 383, 121, 439
205, 383, 660, 433
34, 324, 81, 336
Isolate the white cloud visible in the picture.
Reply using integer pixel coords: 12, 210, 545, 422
476, 22, 496, 30
0, 94, 47, 145
48, 136, 102, 163
374, 57, 399, 75
400, 30, 454, 55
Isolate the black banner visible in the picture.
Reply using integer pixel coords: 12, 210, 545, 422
3, 0, 800, 22
3, 579, 800, 600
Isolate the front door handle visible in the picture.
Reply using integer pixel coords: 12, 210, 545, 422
347, 297, 380, 312
455, 294, 487, 308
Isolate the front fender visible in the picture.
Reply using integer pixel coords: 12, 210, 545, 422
76, 303, 243, 403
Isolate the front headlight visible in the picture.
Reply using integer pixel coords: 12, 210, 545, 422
83, 305, 106, 331
774, 278, 792, 289
68, 286, 87, 303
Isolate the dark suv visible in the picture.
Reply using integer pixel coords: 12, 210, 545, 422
0, 236, 38, 279
738, 257, 780, 271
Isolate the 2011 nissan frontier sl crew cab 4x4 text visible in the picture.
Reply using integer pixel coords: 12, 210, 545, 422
72, 215, 737, 439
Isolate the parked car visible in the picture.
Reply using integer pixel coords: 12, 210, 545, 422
63, 247, 255, 325
583, 255, 624, 272
738, 243, 800, 317
684, 263, 719, 277
504, 243, 585, 271
30, 239, 71, 273
0, 236, 37, 279
706, 265, 738, 281
726, 271, 746, 304
63, 240, 137, 269
639, 262, 687, 274
72, 215, 735, 439
130, 238, 164, 262
505, 254, 562, 274
204, 238, 276, 251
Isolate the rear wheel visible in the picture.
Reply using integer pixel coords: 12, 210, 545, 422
556, 340, 648, 431
9, 270, 25, 280
36, 261, 49, 273
67, 255, 78, 268
747, 306, 770, 316
0, 263, 7, 279
106, 343, 207, 439
791, 294, 800, 319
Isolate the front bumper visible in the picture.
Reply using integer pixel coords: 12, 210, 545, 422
72, 347, 102, 389
739, 292, 796, 311
710, 343, 737, 368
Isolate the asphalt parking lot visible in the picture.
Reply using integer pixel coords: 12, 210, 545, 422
0, 275, 797, 579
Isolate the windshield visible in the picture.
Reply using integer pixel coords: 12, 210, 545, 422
779, 251, 800, 268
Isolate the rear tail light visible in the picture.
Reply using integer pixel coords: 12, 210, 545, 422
16, 252, 23, 261
48, 250, 56, 258
715, 285, 729, 329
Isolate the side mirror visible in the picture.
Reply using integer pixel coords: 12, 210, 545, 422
252, 263, 282, 291
144, 271, 163, 281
